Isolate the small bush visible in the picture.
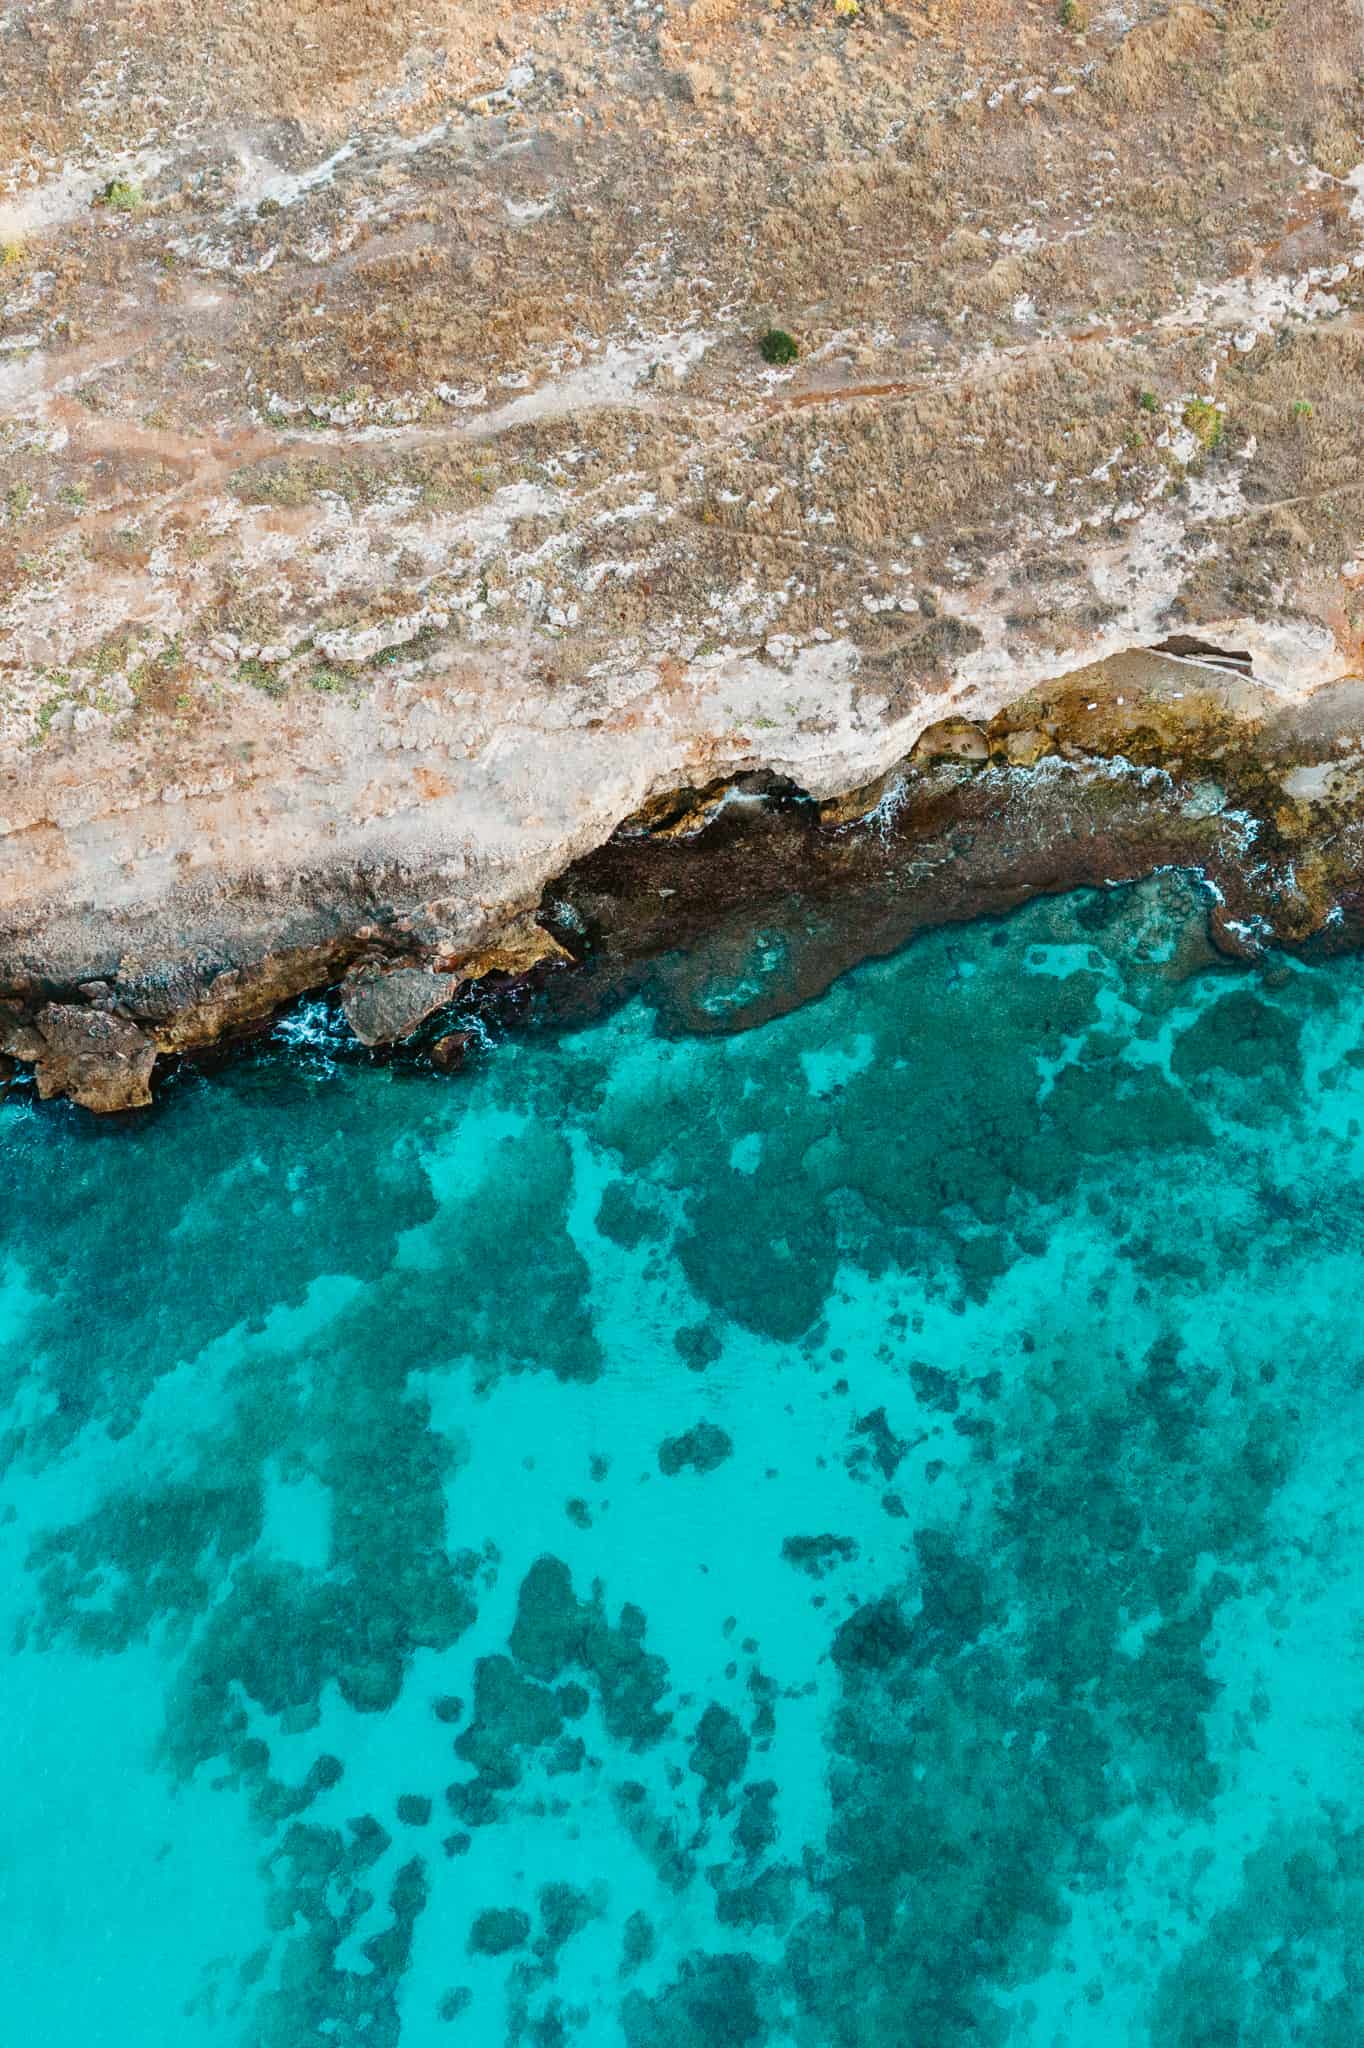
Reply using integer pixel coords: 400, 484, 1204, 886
1182, 398, 1224, 451
238, 657, 288, 698
97, 177, 141, 212
1138, 389, 1158, 413
1058, 0, 1087, 25
1292, 399, 1313, 420
759, 327, 800, 366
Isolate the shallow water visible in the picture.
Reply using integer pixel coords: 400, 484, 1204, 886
4, 872, 1364, 2046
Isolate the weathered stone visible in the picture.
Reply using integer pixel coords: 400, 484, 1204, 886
0, 1000, 46, 1063
439, 914, 572, 985
1004, 728, 1054, 768
108, 940, 359, 1056
431, 1031, 474, 1072
818, 767, 905, 829
32, 1005, 157, 1112
341, 968, 457, 1047
910, 718, 991, 766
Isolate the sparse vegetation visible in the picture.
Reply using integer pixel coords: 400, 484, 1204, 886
32, 686, 71, 744
126, 637, 191, 717
96, 176, 142, 212
1139, 389, 1159, 413
238, 657, 289, 698
759, 328, 800, 366
1058, 0, 1087, 27
1182, 398, 1224, 451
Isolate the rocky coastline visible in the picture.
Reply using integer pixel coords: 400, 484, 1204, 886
8, 642, 1364, 1110
3, 0, 1363, 1108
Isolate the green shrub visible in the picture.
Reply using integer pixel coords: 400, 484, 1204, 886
238, 657, 288, 698
1182, 398, 1224, 451
759, 328, 800, 366
97, 176, 142, 212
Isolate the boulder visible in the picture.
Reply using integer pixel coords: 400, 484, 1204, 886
431, 1031, 474, 1072
0, 1000, 46, 1063
341, 967, 457, 1047
32, 1005, 157, 1112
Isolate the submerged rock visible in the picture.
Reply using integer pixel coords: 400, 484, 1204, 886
430, 1031, 474, 1073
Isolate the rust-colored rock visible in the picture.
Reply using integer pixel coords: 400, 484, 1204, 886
134, 941, 360, 1055
439, 914, 572, 985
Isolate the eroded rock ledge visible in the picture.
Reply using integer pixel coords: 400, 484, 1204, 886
7, 644, 1364, 1111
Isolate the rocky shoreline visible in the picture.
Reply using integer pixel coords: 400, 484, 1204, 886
7, 643, 1364, 1111
4, 0, 1363, 1108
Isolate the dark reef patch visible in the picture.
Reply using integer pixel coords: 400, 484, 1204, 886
658, 1422, 733, 1477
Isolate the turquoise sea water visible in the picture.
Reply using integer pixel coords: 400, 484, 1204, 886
4, 871, 1364, 2046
